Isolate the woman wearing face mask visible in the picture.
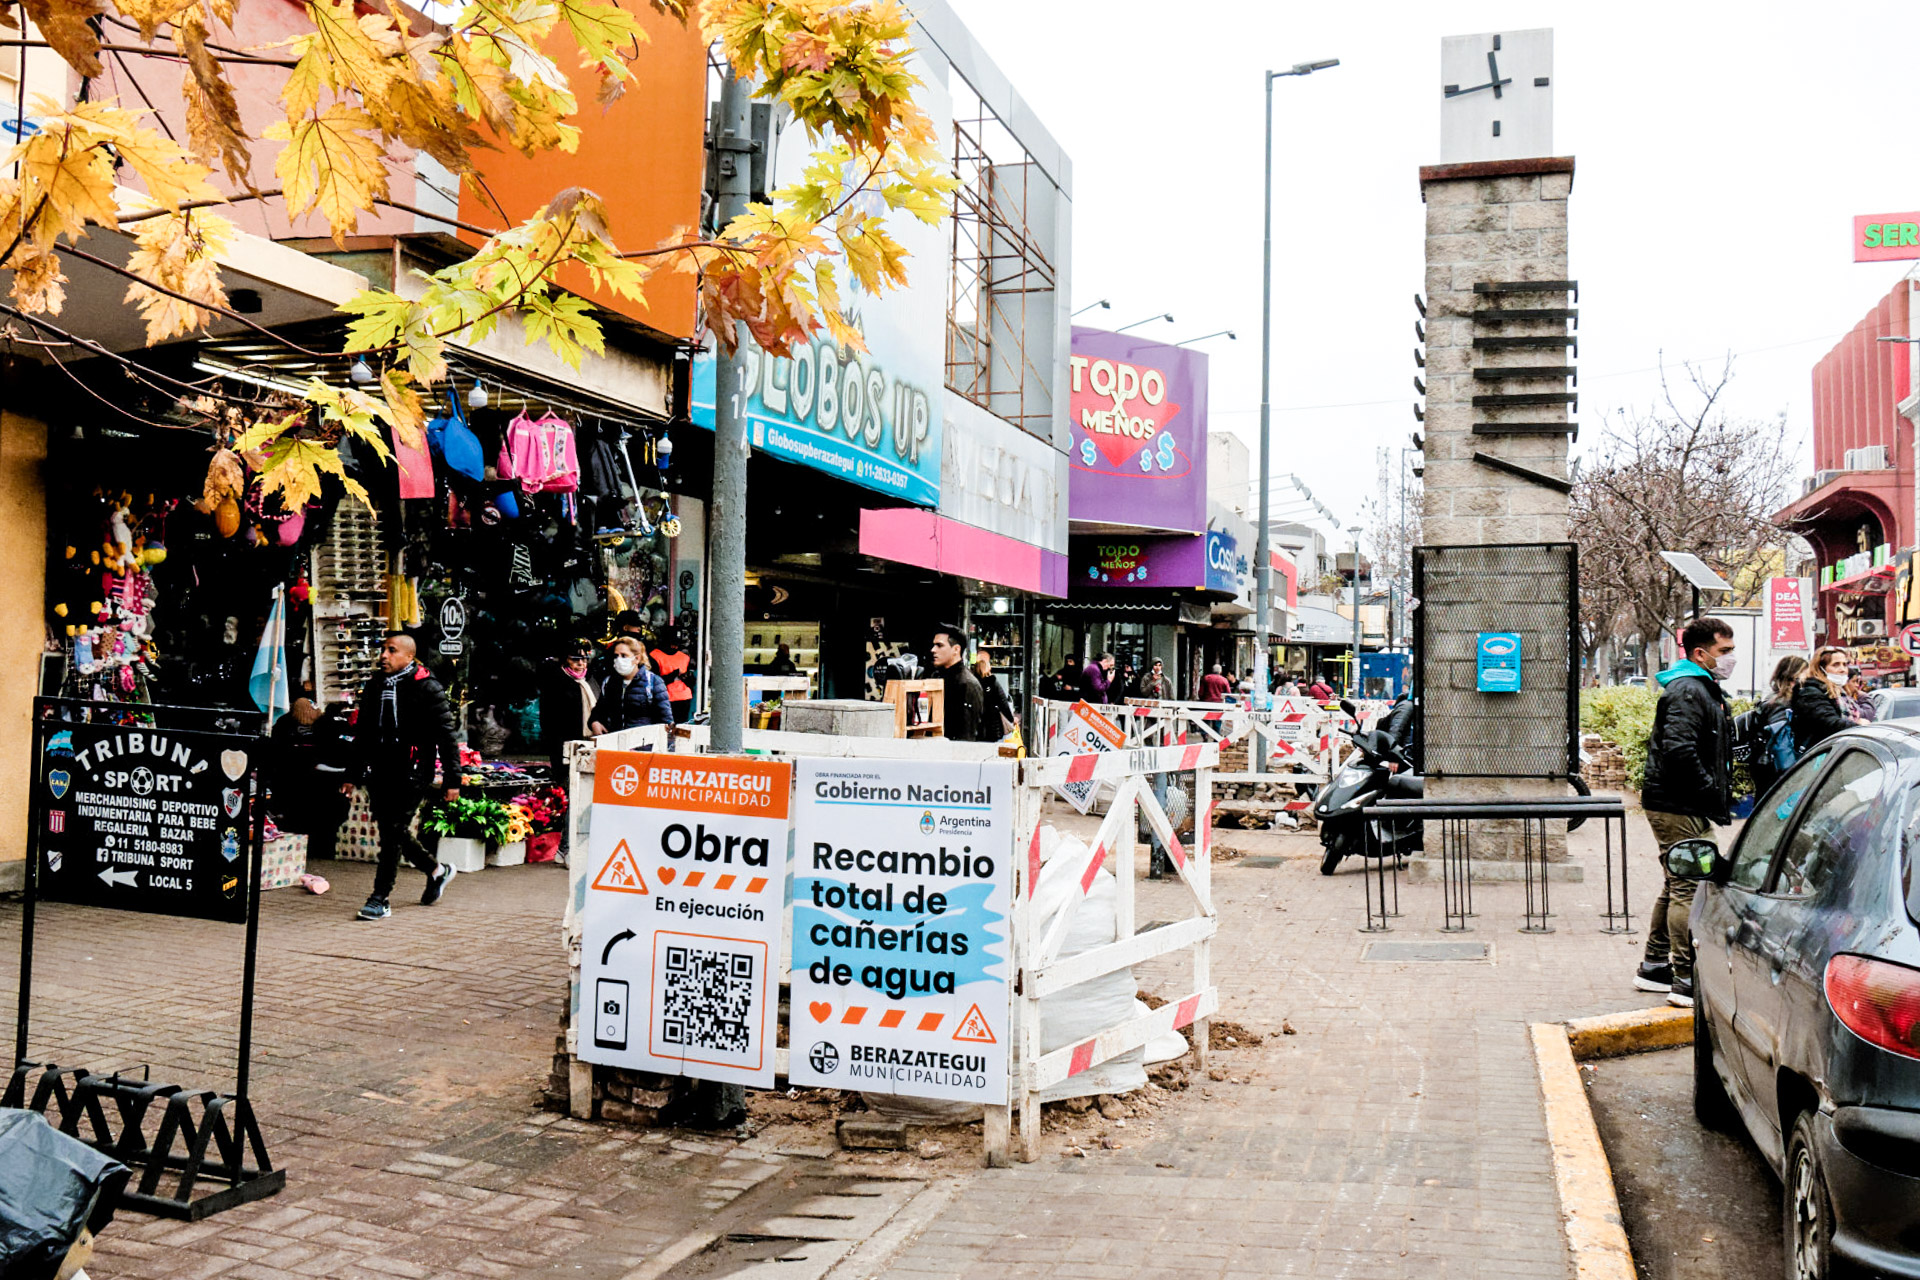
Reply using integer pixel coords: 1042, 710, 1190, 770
590, 637, 674, 735
1791, 645, 1860, 758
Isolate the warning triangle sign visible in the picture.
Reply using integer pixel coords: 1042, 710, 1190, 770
951, 1003, 996, 1044
591, 840, 649, 895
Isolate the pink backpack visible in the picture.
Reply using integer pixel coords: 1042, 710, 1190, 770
498, 412, 580, 493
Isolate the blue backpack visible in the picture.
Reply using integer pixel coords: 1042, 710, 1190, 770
1760, 703, 1796, 772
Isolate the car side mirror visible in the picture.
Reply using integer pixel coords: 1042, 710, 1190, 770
1665, 837, 1728, 882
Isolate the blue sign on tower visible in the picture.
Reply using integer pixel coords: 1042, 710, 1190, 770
1476, 632, 1522, 693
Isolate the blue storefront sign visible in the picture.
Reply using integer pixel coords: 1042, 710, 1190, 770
1204, 526, 1241, 595
690, 346, 942, 507
1476, 632, 1521, 692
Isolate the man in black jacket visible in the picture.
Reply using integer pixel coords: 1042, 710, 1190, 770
930, 623, 987, 742
347, 634, 462, 921
1635, 616, 1736, 1008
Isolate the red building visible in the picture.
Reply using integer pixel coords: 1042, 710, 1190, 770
1774, 276, 1919, 666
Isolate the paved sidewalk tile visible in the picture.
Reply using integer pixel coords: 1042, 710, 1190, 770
3, 799, 1676, 1278
879, 803, 1674, 1277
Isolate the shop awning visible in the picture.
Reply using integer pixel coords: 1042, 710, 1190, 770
1823, 564, 1896, 595
859, 508, 1070, 599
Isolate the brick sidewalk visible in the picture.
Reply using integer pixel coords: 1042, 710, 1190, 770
0, 860, 778, 1280
879, 806, 1673, 1280
2, 803, 1676, 1279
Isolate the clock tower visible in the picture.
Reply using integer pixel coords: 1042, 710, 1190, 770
1412, 29, 1583, 882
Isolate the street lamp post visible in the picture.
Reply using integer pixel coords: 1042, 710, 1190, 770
1349, 525, 1364, 697
1255, 57, 1339, 747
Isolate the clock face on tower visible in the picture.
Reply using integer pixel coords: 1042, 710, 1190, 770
1439, 28, 1553, 164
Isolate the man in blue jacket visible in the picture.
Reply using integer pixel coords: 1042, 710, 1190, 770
1635, 616, 1736, 1008
591, 636, 674, 735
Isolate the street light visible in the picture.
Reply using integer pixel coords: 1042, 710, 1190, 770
1115, 312, 1174, 334
1073, 299, 1112, 318
1256, 57, 1340, 733
1176, 330, 1238, 346
1349, 525, 1364, 697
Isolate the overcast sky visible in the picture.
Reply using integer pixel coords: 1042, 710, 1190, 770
944, 0, 1920, 541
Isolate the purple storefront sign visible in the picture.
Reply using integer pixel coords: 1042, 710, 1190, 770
1071, 535, 1206, 589
1068, 327, 1209, 533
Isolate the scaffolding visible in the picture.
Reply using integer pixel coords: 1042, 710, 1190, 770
945, 74, 1058, 439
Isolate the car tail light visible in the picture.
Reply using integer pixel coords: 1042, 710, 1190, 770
1825, 954, 1920, 1060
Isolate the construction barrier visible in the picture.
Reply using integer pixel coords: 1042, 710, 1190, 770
557, 723, 1216, 1168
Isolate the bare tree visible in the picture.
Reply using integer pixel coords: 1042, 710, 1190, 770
1571, 361, 1797, 677
1362, 447, 1423, 644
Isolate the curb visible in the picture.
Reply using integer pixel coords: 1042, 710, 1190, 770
1532, 1007, 1691, 1278
1532, 1022, 1637, 1279
1565, 1006, 1693, 1060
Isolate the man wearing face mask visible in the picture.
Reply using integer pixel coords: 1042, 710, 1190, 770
591, 637, 674, 736
1635, 615, 1737, 1009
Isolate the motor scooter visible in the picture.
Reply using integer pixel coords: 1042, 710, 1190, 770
1314, 699, 1423, 875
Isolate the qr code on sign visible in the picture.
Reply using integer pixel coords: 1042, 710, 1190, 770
658, 942, 757, 1054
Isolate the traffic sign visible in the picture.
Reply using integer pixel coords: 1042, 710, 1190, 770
1899, 623, 1920, 657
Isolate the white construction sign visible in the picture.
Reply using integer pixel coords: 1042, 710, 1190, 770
577, 751, 791, 1087
788, 758, 1014, 1103
1050, 701, 1125, 813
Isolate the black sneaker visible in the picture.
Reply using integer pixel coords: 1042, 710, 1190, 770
1634, 961, 1673, 993
1667, 976, 1695, 1008
356, 897, 391, 921
420, 862, 456, 906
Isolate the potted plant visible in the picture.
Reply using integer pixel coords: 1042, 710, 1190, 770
422, 797, 510, 872
518, 786, 568, 864
489, 802, 533, 866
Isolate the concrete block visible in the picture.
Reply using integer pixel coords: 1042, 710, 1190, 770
1428, 203, 1512, 235
1541, 172, 1573, 200
1511, 200, 1569, 231
1422, 178, 1486, 207
1421, 516, 1480, 544
1426, 345, 1471, 375
1450, 488, 1509, 517
1425, 234, 1484, 265
1406, 857, 1584, 884
783, 699, 896, 737
1482, 175, 1542, 204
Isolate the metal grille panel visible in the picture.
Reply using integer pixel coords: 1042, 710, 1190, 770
1413, 543, 1577, 779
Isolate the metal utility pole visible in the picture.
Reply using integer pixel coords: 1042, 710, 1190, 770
707, 73, 755, 755
1349, 526, 1364, 697
1255, 58, 1338, 742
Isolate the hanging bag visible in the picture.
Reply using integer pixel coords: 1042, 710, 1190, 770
426, 389, 486, 483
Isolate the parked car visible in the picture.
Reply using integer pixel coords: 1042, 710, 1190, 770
1871, 687, 1920, 723
1684, 722, 1920, 1279
1623, 675, 1649, 688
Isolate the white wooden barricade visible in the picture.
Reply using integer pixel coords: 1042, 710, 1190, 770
1009, 740, 1219, 1163
557, 726, 1217, 1169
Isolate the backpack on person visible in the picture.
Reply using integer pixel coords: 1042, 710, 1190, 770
1738, 700, 1797, 794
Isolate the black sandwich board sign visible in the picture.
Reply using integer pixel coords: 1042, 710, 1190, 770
11, 697, 284, 1219
37, 715, 256, 922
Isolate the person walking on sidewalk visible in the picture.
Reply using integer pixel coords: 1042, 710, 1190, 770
1635, 616, 1737, 1008
1195, 663, 1232, 703
1791, 645, 1860, 757
590, 637, 673, 735
347, 634, 461, 922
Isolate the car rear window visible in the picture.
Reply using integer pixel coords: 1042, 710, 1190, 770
1883, 695, 1920, 721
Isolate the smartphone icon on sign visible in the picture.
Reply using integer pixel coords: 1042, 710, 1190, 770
594, 979, 629, 1051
